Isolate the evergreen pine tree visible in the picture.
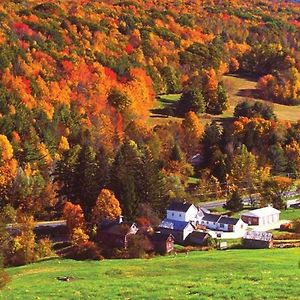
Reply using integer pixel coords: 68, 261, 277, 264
225, 190, 243, 212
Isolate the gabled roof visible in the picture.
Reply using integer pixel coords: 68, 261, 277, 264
150, 232, 174, 242
244, 231, 273, 242
159, 219, 191, 231
242, 207, 281, 218
202, 213, 221, 223
218, 216, 241, 225
167, 201, 194, 212
102, 222, 137, 236
187, 231, 210, 240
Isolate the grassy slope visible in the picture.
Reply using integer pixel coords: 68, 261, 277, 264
148, 75, 300, 126
222, 75, 300, 123
2, 249, 300, 300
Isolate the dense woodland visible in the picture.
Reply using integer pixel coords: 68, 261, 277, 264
0, 0, 300, 269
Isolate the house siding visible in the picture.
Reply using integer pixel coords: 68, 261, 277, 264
166, 206, 198, 222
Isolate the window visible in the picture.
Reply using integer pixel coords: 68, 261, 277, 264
172, 213, 174, 217
179, 214, 182, 217
220, 223, 224, 228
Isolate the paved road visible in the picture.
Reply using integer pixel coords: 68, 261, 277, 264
7, 220, 66, 230
201, 191, 300, 210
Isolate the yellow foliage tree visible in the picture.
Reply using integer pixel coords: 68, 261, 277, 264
0, 135, 13, 161
91, 189, 122, 224
0, 135, 17, 203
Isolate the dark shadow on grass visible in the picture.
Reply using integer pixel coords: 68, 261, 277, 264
150, 104, 178, 118
228, 72, 260, 82
237, 88, 260, 99
159, 99, 176, 104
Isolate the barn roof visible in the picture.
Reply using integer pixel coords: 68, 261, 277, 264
167, 201, 194, 212
242, 207, 281, 218
244, 231, 273, 242
151, 232, 174, 242
187, 231, 210, 240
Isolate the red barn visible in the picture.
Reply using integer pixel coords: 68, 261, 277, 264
150, 232, 174, 255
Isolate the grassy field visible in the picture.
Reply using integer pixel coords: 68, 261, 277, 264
280, 208, 300, 221
148, 94, 182, 126
2, 249, 300, 300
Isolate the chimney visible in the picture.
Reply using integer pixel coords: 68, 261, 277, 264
118, 215, 123, 224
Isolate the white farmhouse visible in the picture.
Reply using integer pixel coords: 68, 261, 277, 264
166, 201, 202, 222
201, 213, 247, 232
159, 201, 203, 244
217, 216, 247, 232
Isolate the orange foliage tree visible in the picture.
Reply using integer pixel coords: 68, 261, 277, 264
63, 202, 85, 233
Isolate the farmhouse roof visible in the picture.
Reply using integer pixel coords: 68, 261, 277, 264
218, 216, 240, 225
241, 207, 281, 218
167, 201, 194, 212
202, 213, 221, 223
244, 231, 273, 242
159, 219, 191, 231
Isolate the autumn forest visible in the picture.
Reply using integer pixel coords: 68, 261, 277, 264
0, 0, 299, 268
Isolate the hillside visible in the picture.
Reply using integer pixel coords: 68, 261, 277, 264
0, 0, 300, 275
1, 248, 300, 300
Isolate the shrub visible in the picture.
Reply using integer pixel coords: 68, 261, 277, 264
71, 228, 89, 245
0, 268, 9, 290
64, 241, 102, 260
293, 219, 300, 233
36, 238, 53, 258
127, 234, 152, 258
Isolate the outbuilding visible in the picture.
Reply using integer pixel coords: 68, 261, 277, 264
243, 231, 273, 248
150, 232, 174, 254
241, 207, 281, 226
186, 231, 211, 246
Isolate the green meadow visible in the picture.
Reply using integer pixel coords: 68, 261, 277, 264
2, 248, 300, 300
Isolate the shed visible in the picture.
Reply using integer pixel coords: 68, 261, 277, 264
185, 231, 211, 246
243, 231, 273, 248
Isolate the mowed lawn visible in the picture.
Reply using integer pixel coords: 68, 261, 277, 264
280, 208, 300, 221
2, 248, 300, 300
